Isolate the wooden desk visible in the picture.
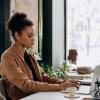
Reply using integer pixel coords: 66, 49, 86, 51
20, 92, 92, 100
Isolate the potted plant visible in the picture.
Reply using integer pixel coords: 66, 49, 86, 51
40, 62, 68, 80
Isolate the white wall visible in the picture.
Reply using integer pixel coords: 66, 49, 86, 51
52, 0, 64, 67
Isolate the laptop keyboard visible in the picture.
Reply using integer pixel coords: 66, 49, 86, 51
77, 85, 91, 94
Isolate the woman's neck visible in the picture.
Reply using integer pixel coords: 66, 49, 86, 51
14, 42, 26, 54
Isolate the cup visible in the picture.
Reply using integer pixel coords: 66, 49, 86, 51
68, 87, 77, 97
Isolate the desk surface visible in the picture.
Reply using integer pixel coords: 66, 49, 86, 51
21, 92, 92, 100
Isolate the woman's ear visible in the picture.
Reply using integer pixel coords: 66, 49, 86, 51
15, 32, 20, 40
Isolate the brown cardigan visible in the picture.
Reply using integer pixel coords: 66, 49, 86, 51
0, 44, 63, 100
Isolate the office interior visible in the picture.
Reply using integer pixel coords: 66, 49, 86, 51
0, 0, 100, 100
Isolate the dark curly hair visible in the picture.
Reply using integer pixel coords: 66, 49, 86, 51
8, 12, 33, 39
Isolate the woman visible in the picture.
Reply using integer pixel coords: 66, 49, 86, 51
0, 13, 79, 100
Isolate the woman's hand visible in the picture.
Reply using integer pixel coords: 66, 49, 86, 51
59, 80, 79, 90
67, 79, 80, 87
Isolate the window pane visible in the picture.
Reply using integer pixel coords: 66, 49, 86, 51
67, 0, 100, 67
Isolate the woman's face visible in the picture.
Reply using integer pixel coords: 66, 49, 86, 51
15, 26, 35, 48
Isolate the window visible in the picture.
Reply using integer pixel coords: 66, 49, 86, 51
67, 0, 100, 67
10, 0, 43, 60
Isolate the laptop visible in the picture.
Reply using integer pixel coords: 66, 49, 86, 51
77, 85, 91, 94
76, 79, 91, 94
77, 65, 100, 95
61, 65, 100, 95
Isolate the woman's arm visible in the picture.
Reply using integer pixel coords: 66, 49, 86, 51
40, 67, 65, 84
31, 54, 65, 84
1, 54, 61, 93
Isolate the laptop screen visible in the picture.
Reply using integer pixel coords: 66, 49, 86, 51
90, 65, 100, 94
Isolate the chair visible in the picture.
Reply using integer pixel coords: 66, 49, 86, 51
0, 78, 6, 100
0, 63, 6, 100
